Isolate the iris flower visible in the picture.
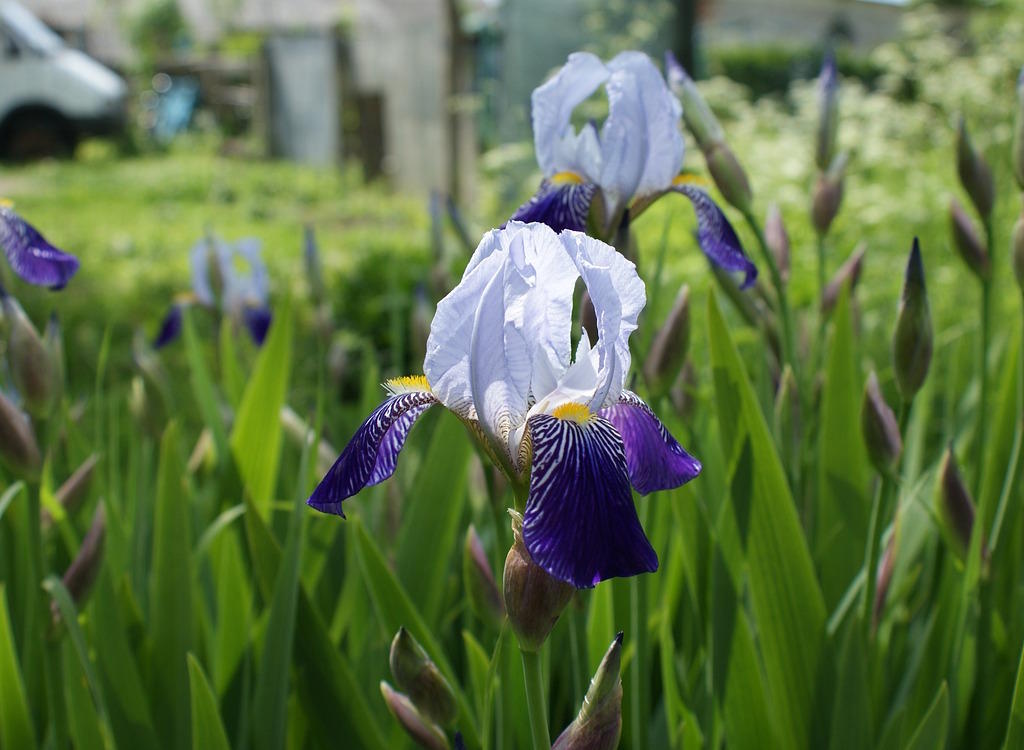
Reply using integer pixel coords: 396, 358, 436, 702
154, 235, 272, 348
309, 222, 701, 588
0, 202, 79, 289
510, 51, 756, 287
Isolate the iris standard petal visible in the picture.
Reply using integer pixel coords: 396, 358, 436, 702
153, 304, 184, 349
523, 411, 658, 588
0, 205, 80, 289
308, 382, 437, 516
509, 176, 597, 233
531, 52, 609, 176
243, 305, 272, 345
599, 390, 701, 494
673, 183, 757, 288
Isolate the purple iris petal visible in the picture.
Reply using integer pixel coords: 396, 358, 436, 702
672, 185, 757, 289
509, 178, 597, 233
243, 306, 272, 345
308, 390, 437, 516
600, 390, 701, 494
0, 206, 79, 289
523, 413, 658, 588
153, 304, 183, 349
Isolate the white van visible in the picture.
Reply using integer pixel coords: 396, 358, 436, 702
0, 1, 127, 159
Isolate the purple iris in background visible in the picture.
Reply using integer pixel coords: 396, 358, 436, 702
154, 234, 272, 348
0, 203, 79, 289
309, 222, 701, 588
510, 51, 756, 288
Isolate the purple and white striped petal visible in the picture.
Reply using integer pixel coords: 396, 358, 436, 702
523, 411, 657, 588
0, 205, 79, 289
600, 390, 701, 495
153, 304, 183, 349
509, 177, 597, 233
308, 383, 437, 516
672, 184, 757, 289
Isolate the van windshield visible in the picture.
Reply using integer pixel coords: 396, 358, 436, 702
1, 2, 63, 55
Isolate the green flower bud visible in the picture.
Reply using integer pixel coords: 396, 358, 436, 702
937, 446, 976, 556
379, 681, 449, 750
764, 204, 790, 282
503, 510, 574, 653
643, 285, 690, 397
665, 52, 725, 150
463, 525, 504, 629
949, 198, 991, 281
861, 371, 902, 475
1, 290, 58, 418
821, 243, 866, 314
389, 627, 458, 726
1014, 68, 1024, 191
553, 633, 624, 750
705, 141, 753, 214
0, 389, 40, 479
812, 152, 848, 237
892, 239, 932, 402
815, 51, 840, 171
956, 115, 995, 219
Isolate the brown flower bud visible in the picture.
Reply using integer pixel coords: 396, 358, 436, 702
52, 505, 105, 624
892, 239, 932, 401
579, 290, 597, 346
764, 204, 790, 282
956, 115, 995, 219
643, 285, 690, 397
0, 388, 40, 479
937, 446, 976, 556
861, 371, 902, 475
42, 453, 100, 531
821, 243, 866, 314
812, 152, 848, 237
872, 526, 897, 633
503, 511, 574, 653
389, 627, 458, 726
949, 198, 991, 281
463, 525, 504, 629
380, 681, 449, 750
553, 633, 624, 750
1, 291, 58, 418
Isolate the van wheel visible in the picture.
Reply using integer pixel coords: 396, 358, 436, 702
0, 111, 77, 161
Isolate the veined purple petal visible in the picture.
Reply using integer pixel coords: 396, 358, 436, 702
509, 177, 597, 233
523, 412, 657, 588
308, 388, 437, 516
153, 304, 183, 349
0, 206, 79, 289
243, 306, 272, 345
672, 184, 757, 289
600, 390, 701, 494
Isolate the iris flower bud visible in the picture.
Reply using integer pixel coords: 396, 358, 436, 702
503, 510, 574, 653
553, 633, 624, 750
579, 290, 598, 345
52, 505, 105, 624
463, 525, 504, 629
1, 289, 58, 417
389, 627, 458, 727
380, 681, 449, 750
821, 243, 866, 314
0, 388, 40, 479
643, 284, 690, 397
42, 453, 100, 531
892, 239, 932, 401
669, 360, 698, 422
956, 116, 995, 219
815, 50, 839, 171
1013, 208, 1024, 295
949, 198, 991, 281
937, 446, 976, 555
665, 51, 725, 150
861, 371, 902, 475
705, 141, 753, 214
1015, 67, 1024, 191
872, 527, 897, 633
764, 204, 790, 282
812, 152, 848, 237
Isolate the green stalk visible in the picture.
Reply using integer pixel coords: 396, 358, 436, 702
976, 214, 994, 495
521, 648, 550, 750
630, 547, 649, 749
741, 209, 796, 376
861, 471, 897, 634
815, 232, 828, 366
988, 303, 1024, 555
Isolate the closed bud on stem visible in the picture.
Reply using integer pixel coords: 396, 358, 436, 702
949, 198, 991, 281
0, 389, 40, 479
956, 115, 995, 219
665, 51, 725, 150
821, 243, 866, 314
1014, 67, 1024, 191
669, 360, 698, 422
380, 681, 449, 750
892, 239, 932, 401
812, 152, 848, 236
1013, 207, 1024, 295
705, 141, 753, 214
1, 289, 57, 418
42, 453, 100, 531
937, 446, 976, 556
553, 633, 624, 750
463, 525, 504, 628
815, 50, 840, 171
389, 627, 458, 726
764, 204, 790, 282
579, 290, 598, 346
872, 525, 897, 633
52, 505, 105, 626
503, 510, 574, 653
861, 371, 902, 475
643, 285, 690, 396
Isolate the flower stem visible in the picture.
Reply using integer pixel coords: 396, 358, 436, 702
521, 648, 550, 750
741, 209, 796, 376
988, 302, 1024, 555
977, 276, 992, 495
861, 471, 896, 633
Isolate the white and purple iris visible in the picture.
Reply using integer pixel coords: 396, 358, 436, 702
510, 51, 756, 288
154, 235, 273, 348
308, 222, 701, 589
0, 203, 79, 290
